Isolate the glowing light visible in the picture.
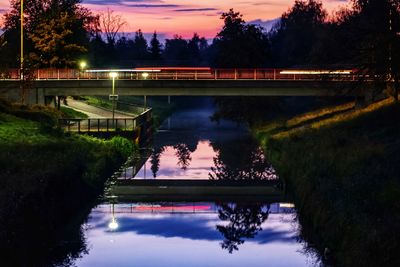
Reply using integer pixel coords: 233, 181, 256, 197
85, 69, 161, 73
108, 218, 119, 230
142, 72, 149, 79
109, 72, 118, 78
280, 203, 295, 208
79, 61, 87, 70
280, 70, 352, 75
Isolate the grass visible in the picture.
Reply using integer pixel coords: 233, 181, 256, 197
83, 96, 113, 110
255, 98, 394, 141
60, 106, 88, 118
0, 113, 49, 143
255, 98, 400, 267
0, 103, 137, 262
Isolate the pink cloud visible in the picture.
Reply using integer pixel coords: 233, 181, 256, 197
0, 0, 351, 38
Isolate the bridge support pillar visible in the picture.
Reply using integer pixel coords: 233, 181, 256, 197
27, 88, 45, 105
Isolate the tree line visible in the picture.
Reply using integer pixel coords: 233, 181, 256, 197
1, 0, 400, 81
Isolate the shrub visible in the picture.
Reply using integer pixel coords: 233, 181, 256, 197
108, 136, 135, 158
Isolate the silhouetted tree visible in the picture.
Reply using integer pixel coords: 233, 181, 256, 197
132, 29, 149, 60
269, 0, 327, 67
115, 35, 135, 65
211, 9, 270, 68
149, 31, 162, 60
150, 147, 164, 178
350, 0, 400, 99
216, 202, 270, 253
29, 12, 87, 67
163, 35, 190, 64
2, 0, 97, 68
209, 137, 278, 181
173, 143, 192, 170
99, 8, 126, 46
87, 34, 109, 67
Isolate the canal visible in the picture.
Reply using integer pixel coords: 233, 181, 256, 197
63, 98, 320, 266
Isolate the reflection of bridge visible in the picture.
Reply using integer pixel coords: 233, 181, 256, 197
0, 68, 368, 104
109, 179, 285, 202
95, 202, 295, 214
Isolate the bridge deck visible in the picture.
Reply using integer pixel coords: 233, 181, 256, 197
0, 68, 370, 102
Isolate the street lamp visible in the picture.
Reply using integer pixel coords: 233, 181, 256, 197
79, 61, 87, 70
20, 0, 24, 103
109, 72, 118, 125
79, 61, 87, 79
142, 72, 149, 79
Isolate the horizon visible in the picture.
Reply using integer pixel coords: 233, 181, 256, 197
0, 0, 351, 39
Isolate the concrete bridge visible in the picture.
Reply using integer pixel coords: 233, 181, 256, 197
0, 68, 369, 104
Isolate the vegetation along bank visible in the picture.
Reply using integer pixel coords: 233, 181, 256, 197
255, 98, 400, 267
0, 99, 136, 263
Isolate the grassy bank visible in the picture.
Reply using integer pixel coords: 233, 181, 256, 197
0, 101, 135, 265
255, 98, 400, 267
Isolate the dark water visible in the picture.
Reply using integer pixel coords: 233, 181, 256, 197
65, 99, 319, 266
119, 102, 278, 181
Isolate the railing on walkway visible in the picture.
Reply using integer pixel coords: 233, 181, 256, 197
94, 202, 293, 214
59, 108, 152, 133
1, 68, 358, 81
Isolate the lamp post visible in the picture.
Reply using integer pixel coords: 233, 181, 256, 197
109, 72, 118, 126
20, 0, 24, 103
79, 61, 87, 79
389, 1, 393, 81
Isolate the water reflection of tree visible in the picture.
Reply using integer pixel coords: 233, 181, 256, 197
1, 201, 89, 266
209, 137, 278, 181
150, 147, 164, 178
173, 143, 192, 170
216, 202, 270, 253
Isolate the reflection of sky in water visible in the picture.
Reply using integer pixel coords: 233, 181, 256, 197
134, 140, 215, 179
74, 203, 314, 267
118, 107, 279, 180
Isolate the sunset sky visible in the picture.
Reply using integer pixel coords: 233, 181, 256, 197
0, 0, 351, 38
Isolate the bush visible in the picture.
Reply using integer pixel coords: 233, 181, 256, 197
108, 136, 136, 158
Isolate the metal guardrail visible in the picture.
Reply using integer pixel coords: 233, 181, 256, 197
59, 118, 138, 133
59, 109, 152, 133
0, 68, 358, 81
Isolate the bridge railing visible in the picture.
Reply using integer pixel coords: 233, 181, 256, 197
1, 68, 358, 81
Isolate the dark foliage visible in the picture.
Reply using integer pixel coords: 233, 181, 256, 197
211, 9, 270, 68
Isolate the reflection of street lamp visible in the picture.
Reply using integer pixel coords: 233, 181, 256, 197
108, 203, 119, 231
109, 72, 118, 123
